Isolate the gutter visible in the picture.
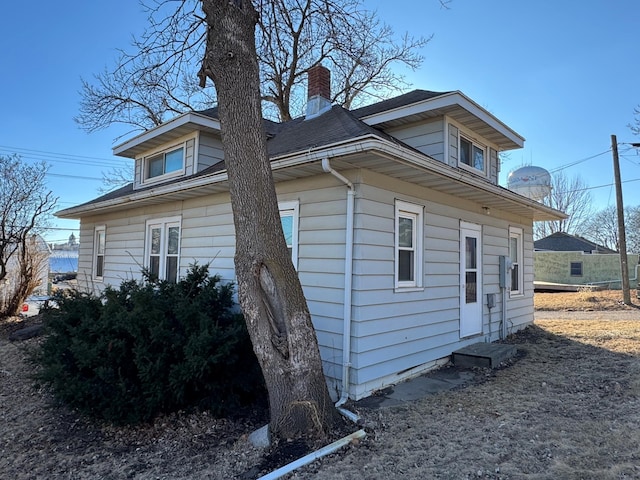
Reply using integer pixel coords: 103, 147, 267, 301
321, 158, 355, 409
57, 135, 566, 221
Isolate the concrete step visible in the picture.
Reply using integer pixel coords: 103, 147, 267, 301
452, 343, 517, 368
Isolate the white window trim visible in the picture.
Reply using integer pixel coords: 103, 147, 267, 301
144, 216, 182, 281
93, 225, 106, 281
279, 201, 299, 269
509, 226, 524, 296
142, 142, 186, 185
458, 134, 488, 175
395, 200, 424, 290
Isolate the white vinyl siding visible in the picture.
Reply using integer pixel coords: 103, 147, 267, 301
347, 172, 535, 399
198, 133, 225, 171
73, 166, 537, 402
388, 119, 445, 162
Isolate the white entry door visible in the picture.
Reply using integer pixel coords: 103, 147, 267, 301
460, 222, 482, 337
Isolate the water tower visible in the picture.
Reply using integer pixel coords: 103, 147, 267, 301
507, 165, 552, 201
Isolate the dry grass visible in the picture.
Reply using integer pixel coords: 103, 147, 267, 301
534, 288, 640, 311
294, 315, 640, 479
2, 294, 640, 479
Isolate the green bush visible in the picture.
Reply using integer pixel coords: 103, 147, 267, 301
33, 264, 265, 425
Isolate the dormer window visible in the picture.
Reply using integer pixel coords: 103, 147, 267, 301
146, 146, 184, 180
459, 136, 486, 173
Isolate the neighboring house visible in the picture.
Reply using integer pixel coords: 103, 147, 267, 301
534, 232, 616, 254
534, 232, 638, 289
56, 65, 565, 401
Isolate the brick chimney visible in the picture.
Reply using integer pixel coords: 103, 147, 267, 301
305, 64, 332, 119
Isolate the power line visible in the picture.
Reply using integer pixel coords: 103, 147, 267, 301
547, 149, 611, 173
46, 172, 103, 181
556, 177, 640, 195
0, 144, 131, 169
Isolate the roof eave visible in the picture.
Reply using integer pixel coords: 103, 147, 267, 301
359, 91, 525, 151
113, 112, 222, 159
58, 135, 564, 222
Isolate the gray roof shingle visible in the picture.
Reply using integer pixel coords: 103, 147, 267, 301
350, 89, 451, 118
534, 232, 616, 253
74, 103, 407, 209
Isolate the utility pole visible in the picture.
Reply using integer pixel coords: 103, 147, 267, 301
611, 134, 631, 305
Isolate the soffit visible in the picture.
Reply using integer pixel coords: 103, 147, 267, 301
360, 92, 524, 151
59, 141, 563, 222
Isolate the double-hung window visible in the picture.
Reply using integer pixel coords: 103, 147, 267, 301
509, 227, 524, 295
459, 136, 486, 173
146, 146, 184, 180
145, 217, 181, 282
93, 225, 106, 279
395, 200, 424, 289
279, 201, 299, 268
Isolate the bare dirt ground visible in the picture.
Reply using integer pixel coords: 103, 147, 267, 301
2, 291, 640, 479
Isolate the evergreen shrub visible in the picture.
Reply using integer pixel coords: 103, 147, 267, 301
33, 264, 265, 424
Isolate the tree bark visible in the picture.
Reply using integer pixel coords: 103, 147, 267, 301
199, 0, 339, 440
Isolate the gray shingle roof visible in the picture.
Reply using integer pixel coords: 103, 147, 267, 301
74, 103, 407, 209
350, 89, 451, 118
534, 232, 616, 253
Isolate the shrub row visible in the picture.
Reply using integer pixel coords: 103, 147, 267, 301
33, 264, 265, 424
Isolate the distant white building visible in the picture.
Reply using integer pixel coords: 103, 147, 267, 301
49, 233, 79, 274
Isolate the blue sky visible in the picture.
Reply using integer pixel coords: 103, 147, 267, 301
1, 0, 639, 242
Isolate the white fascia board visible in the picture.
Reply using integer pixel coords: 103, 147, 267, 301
60, 133, 560, 220
56, 169, 230, 218
113, 112, 222, 157
360, 91, 525, 149
274, 134, 563, 220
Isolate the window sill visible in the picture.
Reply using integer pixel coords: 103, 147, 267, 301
457, 162, 488, 177
141, 169, 184, 186
394, 286, 425, 293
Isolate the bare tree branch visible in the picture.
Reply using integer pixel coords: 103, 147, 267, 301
0, 154, 57, 316
77, 0, 431, 131
534, 171, 593, 240
583, 204, 640, 254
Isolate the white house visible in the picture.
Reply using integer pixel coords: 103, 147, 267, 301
56, 66, 565, 401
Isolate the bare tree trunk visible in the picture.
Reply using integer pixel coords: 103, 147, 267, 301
199, 0, 339, 440
0, 236, 47, 318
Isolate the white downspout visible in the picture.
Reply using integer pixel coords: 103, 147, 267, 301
321, 158, 355, 411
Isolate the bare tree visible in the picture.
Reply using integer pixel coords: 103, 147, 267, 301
584, 205, 640, 254
76, 1, 215, 137
534, 171, 593, 240
626, 206, 640, 254
582, 205, 619, 251
0, 236, 50, 318
198, 0, 340, 441
0, 155, 57, 318
256, 0, 428, 121
76, 0, 429, 133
